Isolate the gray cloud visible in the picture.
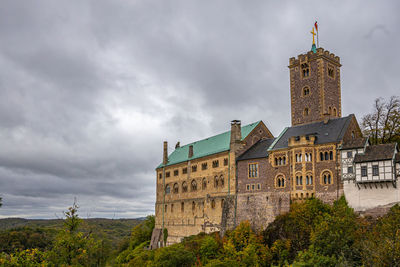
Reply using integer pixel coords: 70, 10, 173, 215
0, 0, 399, 218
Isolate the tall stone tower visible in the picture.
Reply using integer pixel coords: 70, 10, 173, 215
288, 48, 342, 126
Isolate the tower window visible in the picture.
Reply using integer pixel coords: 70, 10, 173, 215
303, 87, 310, 96
328, 66, 335, 78
301, 63, 310, 78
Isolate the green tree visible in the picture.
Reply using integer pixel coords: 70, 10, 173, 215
152, 243, 196, 267
310, 196, 361, 265
361, 204, 400, 266
130, 215, 155, 249
46, 202, 110, 266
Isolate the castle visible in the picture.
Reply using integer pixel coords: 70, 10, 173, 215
151, 45, 400, 248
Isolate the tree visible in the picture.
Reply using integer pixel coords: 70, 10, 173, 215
46, 201, 110, 266
361, 204, 400, 266
361, 96, 400, 145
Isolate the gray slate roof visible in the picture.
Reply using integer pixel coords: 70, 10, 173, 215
237, 138, 275, 161
354, 143, 397, 163
340, 137, 369, 150
270, 115, 353, 150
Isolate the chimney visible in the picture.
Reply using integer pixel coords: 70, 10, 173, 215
230, 120, 242, 145
163, 141, 168, 165
188, 145, 194, 158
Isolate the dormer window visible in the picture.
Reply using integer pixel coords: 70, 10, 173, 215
301, 63, 310, 78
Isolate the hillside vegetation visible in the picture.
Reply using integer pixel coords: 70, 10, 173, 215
1, 198, 399, 266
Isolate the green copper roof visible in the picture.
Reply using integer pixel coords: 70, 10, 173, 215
157, 121, 261, 168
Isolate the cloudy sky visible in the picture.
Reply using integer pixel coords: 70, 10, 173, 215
0, 1, 399, 219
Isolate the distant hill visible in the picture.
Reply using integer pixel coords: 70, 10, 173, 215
0, 217, 143, 247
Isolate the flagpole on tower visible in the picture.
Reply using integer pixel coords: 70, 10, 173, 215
315, 21, 319, 47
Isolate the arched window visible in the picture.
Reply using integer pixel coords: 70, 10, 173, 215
173, 183, 179, 194
329, 151, 333, 160
310, 175, 313, 185
299, 154, 302, 162
305, 153, 309, 162
276, 174, 285, 188
192, 201, 195, 211
214, 176, 219, 188
333, 108, 337, 116
325, 152, 329, 161
182, 182, 188, 193
181, 202, 184, 212
322, 171, 332, 185
328, 106, 332, 115
283, 156, 286, 165
211, 199, 216, 209
165, 184, 171, 194
220, 175, 224, 187
296, 176, 299, 185
320, 152, 324, 161
303, 86, 310, 96
309, 153, 312, 161
202, 178, 207, 190
191, 180, 197, 191
304, 108, 309, 116
306, 176, 309, 185
300, 176, 303, 185
279, 157, 282, 165
275, 158, 278, 166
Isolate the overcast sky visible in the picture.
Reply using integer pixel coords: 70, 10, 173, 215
0, 1, 399, 219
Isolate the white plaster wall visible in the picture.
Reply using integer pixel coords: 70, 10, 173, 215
344, 181, 400, 211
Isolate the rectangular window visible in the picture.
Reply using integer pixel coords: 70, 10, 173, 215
257, 184, 261, 190
248, 163, 258, 178
174, 170, 179, 176
166, 172, 170, 178
347, 166, 353, 174
224, 158, 228, 166
372, 165, 379, 176
159, 173, 162, 179
246, 184, 250, 191
201, 163, 207, 170
251, 184, 255, 190
361, 166, 367, 177
212, 160, 219, 168
182, 167, 187, 174
192, 165, 197, 172
347, 151, 352, 158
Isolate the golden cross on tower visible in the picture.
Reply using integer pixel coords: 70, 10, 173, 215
310, 27, 316, 45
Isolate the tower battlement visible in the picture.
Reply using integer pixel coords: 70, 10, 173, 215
289, 47, 341, 67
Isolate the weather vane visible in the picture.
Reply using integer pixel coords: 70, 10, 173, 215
311, 21, 319, 53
